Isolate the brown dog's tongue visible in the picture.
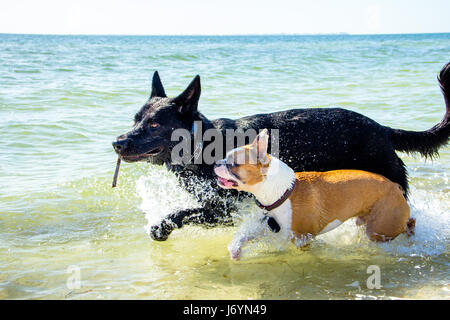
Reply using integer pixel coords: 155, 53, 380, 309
112, 157, 121, 188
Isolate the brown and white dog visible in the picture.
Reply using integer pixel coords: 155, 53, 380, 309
214, 129, 416, 260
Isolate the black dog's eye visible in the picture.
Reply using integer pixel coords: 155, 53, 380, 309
149, 122, 160, 128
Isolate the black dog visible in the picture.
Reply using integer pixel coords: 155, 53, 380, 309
113, 63, 450, 241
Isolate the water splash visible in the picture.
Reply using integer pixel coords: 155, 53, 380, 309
376, 186, 449, 257
136, 166, 200, 235
138, 169, 449, 259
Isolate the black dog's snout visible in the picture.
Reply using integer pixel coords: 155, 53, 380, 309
112, 139, 129, 153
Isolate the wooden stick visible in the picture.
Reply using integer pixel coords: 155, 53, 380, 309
112, 157, 121, 188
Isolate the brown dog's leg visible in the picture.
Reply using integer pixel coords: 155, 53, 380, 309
365, 190, 411, 242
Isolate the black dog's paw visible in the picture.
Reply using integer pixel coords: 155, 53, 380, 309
149, 220, 174, 241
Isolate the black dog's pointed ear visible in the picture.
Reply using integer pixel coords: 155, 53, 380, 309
150, 71, 167, 98
173, 75, 201, 116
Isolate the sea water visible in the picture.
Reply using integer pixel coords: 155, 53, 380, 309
0, 33, 449, 299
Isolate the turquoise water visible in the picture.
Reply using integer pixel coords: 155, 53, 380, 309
0, 33, 449, 299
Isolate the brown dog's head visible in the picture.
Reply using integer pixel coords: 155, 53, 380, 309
214, 129, 271, 192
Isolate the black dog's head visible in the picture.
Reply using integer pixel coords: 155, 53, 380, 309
112, 71, 201, 165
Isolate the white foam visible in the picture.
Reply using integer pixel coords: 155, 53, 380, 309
136, 166, 200, 235
230, 205, 293, 258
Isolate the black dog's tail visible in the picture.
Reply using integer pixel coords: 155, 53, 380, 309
390, 62, 450, 158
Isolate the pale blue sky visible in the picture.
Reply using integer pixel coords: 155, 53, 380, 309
0, 0, 449, 35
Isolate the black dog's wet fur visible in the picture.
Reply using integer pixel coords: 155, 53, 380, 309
113, 63, 450, 241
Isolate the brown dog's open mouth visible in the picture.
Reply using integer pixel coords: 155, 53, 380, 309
217, 176, 238, 188
121, 147, 163, 162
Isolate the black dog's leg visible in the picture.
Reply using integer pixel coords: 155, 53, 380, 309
181, 206, 234, 226
150, 207, 207, 241
149, 204, 235, 241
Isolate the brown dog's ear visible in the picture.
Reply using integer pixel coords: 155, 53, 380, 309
251, 129, 270, 164
150, 71, 167, 98
173, 75, 201, 117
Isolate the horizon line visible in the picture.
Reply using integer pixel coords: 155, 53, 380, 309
1, 31, 450, 37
